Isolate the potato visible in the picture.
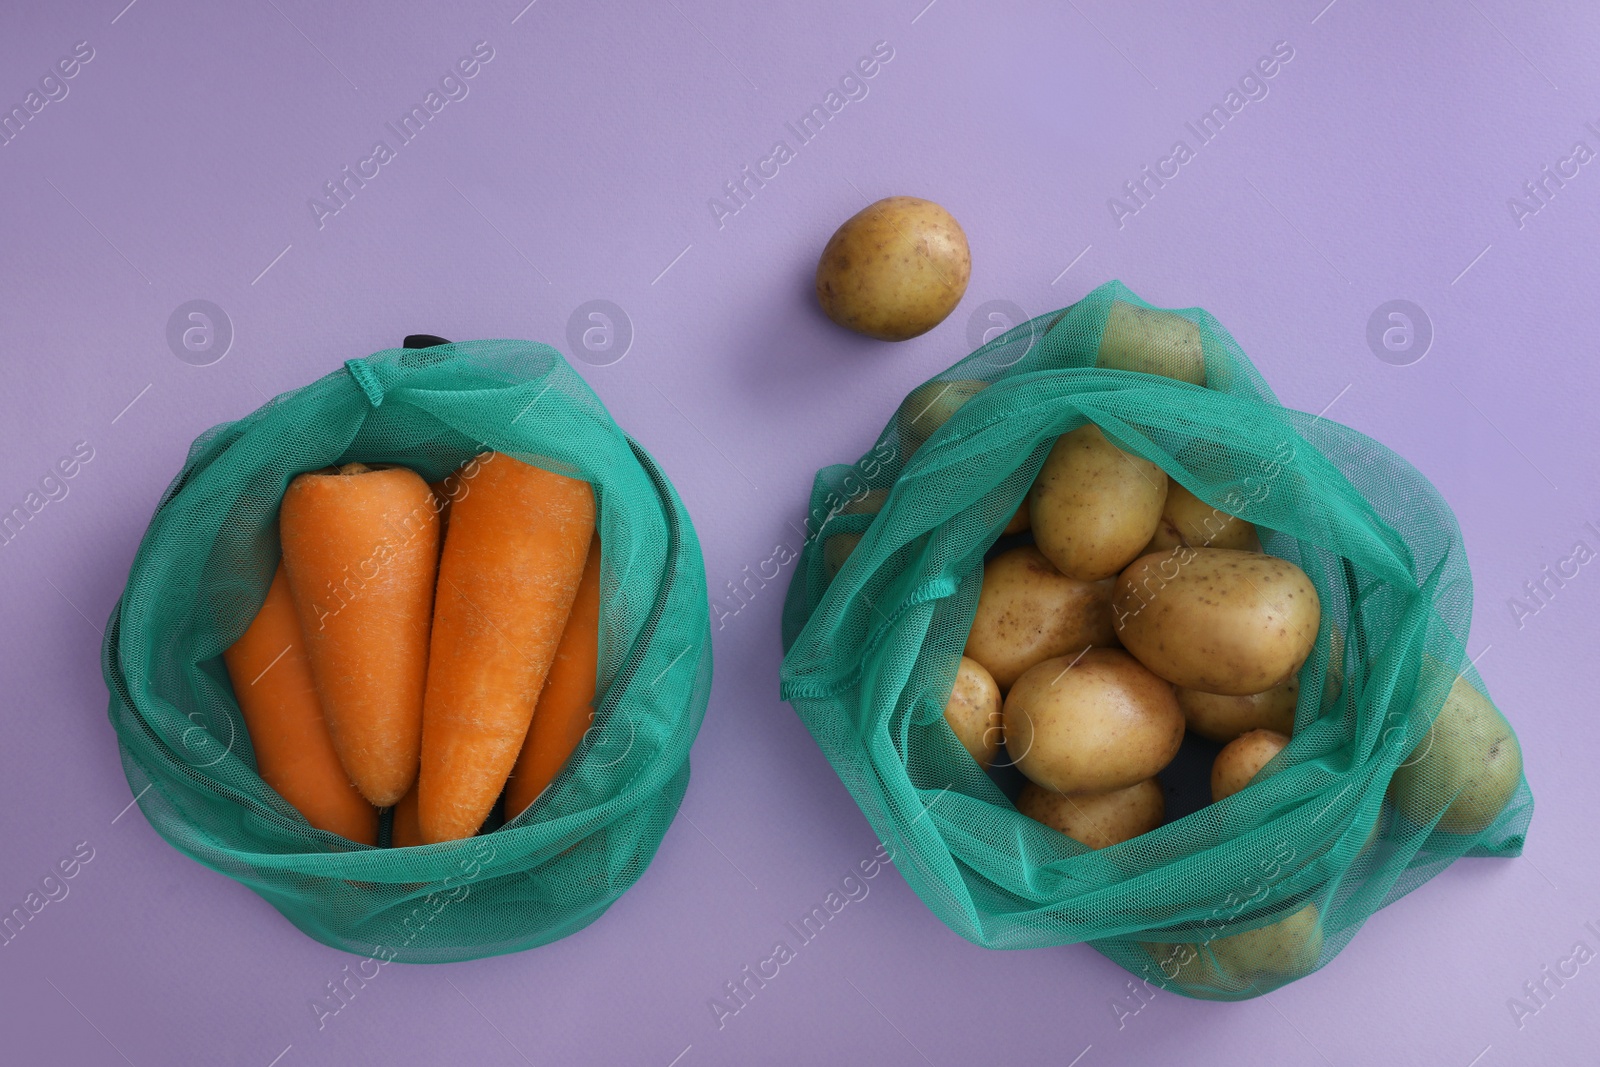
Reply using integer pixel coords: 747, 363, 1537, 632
1002, 500, 1031, 536
1143, 518, 1184, 556
1030, 424, 1168, 581
1179, 678, 1297, 744
1391, 674, 1522, 834
1144, 481, 1259, 555
1147, 904, 1323, 989
943, 657, 1002, 769
1016, 779, 1164, 849
822, 489, 888, 578
1212, 903, 1323, 981
1143, 940, 1220, 987
1211, 728, 1289, 802
1096, 300, 1205, 384
815, 196, 971, 341
1002, 648, 1184, 794
1114, 548, 1320, 695
823, 533, 861, 578
897, 379, 987, 457
1359, 806, 1385, 853
963, 546, 1118, 691
1313, 624, 1346, 712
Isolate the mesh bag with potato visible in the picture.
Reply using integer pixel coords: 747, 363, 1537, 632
780, 280, 1533, 1000
102, 341, 711, 962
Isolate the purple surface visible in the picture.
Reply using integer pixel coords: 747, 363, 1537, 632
1, 1, 1596, 1064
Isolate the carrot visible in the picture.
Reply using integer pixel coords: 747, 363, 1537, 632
429, 451, 494, 540
390, 782, 504, 846
429, 481, 452, 537
223, 565, 378, 845
418, 452, 595, 843
506, 532, 602, 819
280, 462, 440, 806
389, 785, 422, 848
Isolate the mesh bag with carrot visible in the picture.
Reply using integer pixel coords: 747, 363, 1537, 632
779, 280, 1534, 1000
103, 341, 711, 962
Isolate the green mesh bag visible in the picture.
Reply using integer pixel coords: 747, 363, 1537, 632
102, 341, 711, 962
780, 281, 1533, 1000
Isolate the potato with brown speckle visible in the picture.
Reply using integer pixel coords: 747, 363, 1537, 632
1002, 648, 1184, 794
1211, 728, 1290, 801
1142, 480, 1260, 556
1114, 548, 1320, 695
815, 196, 971, 341
1179, 677, 1298, 743
1016, 778, 1164, 849
942, 656, 1003, 769
1030, 424, 1168, 581
963, 546, 1118, 691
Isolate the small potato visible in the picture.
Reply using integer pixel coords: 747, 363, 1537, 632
1002, 500, 1031, 536
1309, 624, 1346, 712
1003, 648, 1184, 794
822, 489, 888, 578
1030, 424, 1168, 581
1151, 481, 1259, 553
816, 196, 971, 341
1114, 548, 1320, 696
897, 379, 987, 457
1179, 678, 1298, 744
1391, 674, 1522, 834
1143, 516, 1185, 556
963, 546, 1118, 691
1096, 300, 1205, 384
943, 657, 1002, 769
1016, 779, 1164, 849
1211, 728, 1290, 802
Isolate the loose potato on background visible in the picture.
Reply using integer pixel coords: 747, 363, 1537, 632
1096, 300, 1206, 384
1211, 728, 1290, 802
1179, 678, 1298, 744
1143, 480, 1259, 555
816, 196, 971, 341
1030, 424, 1168, 581
897, 379, 987, 457
1016, 778, 1164, 849
1002, 648, 1184, 794
822, 489, 888, 578
1114, 548, 1320, 695
964, 546, 1118, 691
942, 657, 1002, 769
1391, 674, 1522, 834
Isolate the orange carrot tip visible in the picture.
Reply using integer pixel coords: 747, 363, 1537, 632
223, 564, 378, 845
507, 532, 602, 820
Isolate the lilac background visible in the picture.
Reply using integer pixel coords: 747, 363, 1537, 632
1, 0, 1596, 1064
